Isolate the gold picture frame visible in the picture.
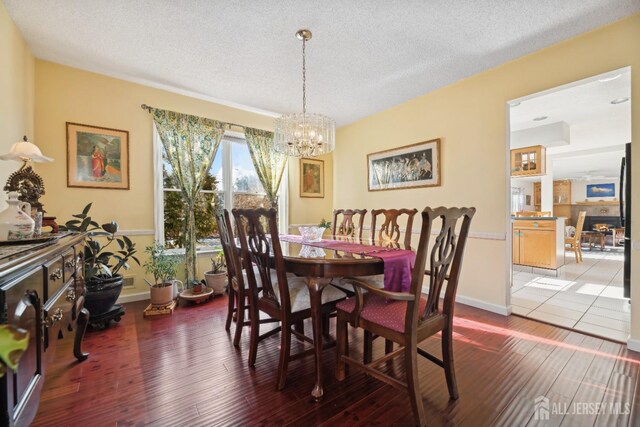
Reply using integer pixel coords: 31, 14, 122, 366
300, 158, 324, 198
367, 138, 441, 191
66, 122, 130, 190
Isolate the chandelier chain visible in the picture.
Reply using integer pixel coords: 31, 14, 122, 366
302, 36, 306, 115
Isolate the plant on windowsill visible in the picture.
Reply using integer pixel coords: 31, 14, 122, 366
143, 242, 181, 307
203, 252, 227, 295
61, 204, 140, 319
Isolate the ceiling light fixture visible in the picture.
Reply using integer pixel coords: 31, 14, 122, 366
610, 97, 630, 105
533, 116, 548, 121
274, 29, 335, 158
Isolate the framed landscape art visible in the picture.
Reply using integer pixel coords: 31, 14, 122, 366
300, 158, 324, 198
66, 122, 130, 190
586, 183, 615, 198
368, 138, 441, 191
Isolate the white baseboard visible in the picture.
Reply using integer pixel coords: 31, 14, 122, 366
455, 294, 511, 316
117, 291, 150, 304
627, 338, 640, 353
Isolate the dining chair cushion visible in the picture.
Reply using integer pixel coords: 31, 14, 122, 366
241, 266, 279, 290
336, 293, 428, 334
274, 276, 347, 314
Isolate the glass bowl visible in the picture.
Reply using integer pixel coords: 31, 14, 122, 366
298, 226, 325, 242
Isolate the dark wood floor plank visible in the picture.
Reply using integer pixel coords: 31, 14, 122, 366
31, 297, 640, 427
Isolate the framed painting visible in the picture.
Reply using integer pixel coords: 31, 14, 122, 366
66, 122, 130, 190
586, 183, 615, 198
300, 158, 324, 198
367, 138, 441, 191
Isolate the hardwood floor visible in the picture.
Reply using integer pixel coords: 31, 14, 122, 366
34, 296, 640, 426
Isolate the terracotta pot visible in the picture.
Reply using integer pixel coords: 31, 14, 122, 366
192, 282, 203, 294
204, 271, 227, 294
150, 283, 173, 307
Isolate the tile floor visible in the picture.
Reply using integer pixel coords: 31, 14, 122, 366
510, 246, 630, 342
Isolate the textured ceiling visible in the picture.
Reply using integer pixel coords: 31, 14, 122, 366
510, 68, 631, 180
4, 0, 639, 126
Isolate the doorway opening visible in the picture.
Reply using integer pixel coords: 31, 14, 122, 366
506, 67, 631, 342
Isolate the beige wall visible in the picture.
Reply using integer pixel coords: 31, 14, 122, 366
34, 60, 332, 295
0, 4, 34, 210
335, 14, 640, 341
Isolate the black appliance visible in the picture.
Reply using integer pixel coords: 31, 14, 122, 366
620, 142, 631, 298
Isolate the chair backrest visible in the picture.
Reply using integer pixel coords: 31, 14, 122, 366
216, 210, 244, 294
407, 207, 475, 330
370, 208, 418, 247
232, 208, 291, 313
575, 211, 587, 237
332, 209, 367, 239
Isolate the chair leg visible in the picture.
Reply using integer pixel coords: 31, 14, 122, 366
364, 330, 373, 364
578, 243, 583, 263
225, 288, 235, 330
233, 291, 245, 347
248, 304, 260, 368
335, 311, 348, 381
277, 321, 292, 390
405, 342, 427, 427
441, 325, 459, 400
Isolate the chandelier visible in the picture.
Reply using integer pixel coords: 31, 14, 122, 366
274, 29, 335, 158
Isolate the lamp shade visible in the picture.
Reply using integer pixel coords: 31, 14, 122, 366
0, 136, 53, 163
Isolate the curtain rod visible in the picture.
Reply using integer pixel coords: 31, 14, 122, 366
141, 104, 270, 132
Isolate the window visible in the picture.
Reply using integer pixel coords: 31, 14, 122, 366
154, 129, 288, 251
511, 187, 524, 213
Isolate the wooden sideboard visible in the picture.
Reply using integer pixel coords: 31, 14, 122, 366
0, 233, 88, 427
512, 218, 565, 270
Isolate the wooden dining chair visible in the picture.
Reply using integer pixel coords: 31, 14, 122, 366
332, 209, 367, 239
370, 208, 418, 247
232, 208, 347, 390
565, 211, 586, 263
336, 207, 475, 427
216, 210, 278, 347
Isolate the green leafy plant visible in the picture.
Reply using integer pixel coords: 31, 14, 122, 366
61, 204, 140, 279
144, 242, 180, 287
318, 218, 332, 229
0, 324, 29, 378
208, 253, 226, 274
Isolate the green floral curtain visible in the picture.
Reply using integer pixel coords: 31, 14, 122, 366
243, 128, 288, 207
151, 109, 225, 283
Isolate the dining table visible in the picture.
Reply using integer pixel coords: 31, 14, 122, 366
274, 235, 415, 401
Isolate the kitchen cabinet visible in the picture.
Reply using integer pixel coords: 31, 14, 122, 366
511, 145, 546, 177
512, 218, 565, 270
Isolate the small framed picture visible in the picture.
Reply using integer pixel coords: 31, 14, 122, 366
300, 158, 324, 198
66, 122, 130, 189
526, 195, 532, 205
368, 138, 441, 191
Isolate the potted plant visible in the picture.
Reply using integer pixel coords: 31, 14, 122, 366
62, 204, 140, 317
203, 253, 226, 294
143, 242, 180, 307
318, 218, 332, 235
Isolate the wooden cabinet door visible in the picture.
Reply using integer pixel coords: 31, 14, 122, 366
512, 229, 521, 264
520, 229, 555, 269
533, 182, 541, 209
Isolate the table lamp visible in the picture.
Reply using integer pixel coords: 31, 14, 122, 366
1, 136, 53, 213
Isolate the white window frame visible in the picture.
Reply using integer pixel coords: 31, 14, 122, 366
153, 126, 288, 251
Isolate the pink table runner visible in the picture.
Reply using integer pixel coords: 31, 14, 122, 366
279, 235, 416, 292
